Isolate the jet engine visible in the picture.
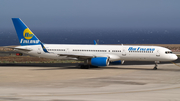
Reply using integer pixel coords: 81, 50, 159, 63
91, 57, 109, 66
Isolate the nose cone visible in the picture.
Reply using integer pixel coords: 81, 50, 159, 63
171, 54, 178, 61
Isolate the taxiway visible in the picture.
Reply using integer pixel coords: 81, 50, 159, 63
0, 61, 180, 101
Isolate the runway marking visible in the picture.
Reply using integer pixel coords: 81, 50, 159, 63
1, 86, 180, 97
171, 61, 180, 67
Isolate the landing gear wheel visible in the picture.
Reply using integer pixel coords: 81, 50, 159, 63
153, 66, 157, 70
80, 65, 90, 69
90, 65, 99, 68
153, 61, 159, 70
85, 65, 90, 69
80, 65, 84, 69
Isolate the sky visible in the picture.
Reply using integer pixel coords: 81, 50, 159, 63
0, 0, 180, 30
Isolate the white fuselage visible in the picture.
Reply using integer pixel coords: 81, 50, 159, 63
15, 44, 178, 62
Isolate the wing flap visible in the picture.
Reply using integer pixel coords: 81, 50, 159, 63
58, 53, 94, 59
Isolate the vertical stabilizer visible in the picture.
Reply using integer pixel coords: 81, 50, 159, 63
12, 18, 40, 46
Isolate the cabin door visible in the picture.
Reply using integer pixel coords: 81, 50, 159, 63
37, 47, 41, 54
122, 47, 126, 56
66, 48, 69, 53
156, 50, 160, 57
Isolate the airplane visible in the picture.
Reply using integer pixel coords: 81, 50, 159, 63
10, 18, 178, 69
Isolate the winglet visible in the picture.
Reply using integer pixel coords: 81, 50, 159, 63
94, 40, 97, 45
40, 42, 49, 53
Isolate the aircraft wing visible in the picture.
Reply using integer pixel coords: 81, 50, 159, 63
4, 46, 32, 51
58, 53, 95, 59
58, 53, 120, 61
40, 42, 110, 59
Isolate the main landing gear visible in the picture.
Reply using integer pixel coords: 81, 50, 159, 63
80, 65, 98, 69
153, 61, 159, 70
153, 64, 157, 70
79, 59, 98, 69
80, 65, 90, 69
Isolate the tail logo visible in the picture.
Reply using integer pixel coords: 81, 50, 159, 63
23, 28, 34, 40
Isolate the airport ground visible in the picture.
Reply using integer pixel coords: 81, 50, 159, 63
0, 45, 180, 101
0, 61, 180, 101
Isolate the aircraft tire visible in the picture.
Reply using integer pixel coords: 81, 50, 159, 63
153, 66, 157, 70
80, 65, 90, 69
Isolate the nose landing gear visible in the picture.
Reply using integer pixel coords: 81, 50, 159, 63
153, 61, 159, 70
153, 64, 157, 70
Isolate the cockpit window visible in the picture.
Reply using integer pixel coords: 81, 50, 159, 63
165, 51, 173, 54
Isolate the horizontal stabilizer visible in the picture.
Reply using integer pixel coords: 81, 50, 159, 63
5, 46, 32, 51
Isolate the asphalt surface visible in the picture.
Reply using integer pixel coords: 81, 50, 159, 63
0, 59, 180, 101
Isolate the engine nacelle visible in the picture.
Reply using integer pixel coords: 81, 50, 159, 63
110, 60, 124, 65
91, 57, 109, 66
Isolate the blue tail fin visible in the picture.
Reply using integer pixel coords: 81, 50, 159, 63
94, 40, 97, 45
12, 18, 40, 46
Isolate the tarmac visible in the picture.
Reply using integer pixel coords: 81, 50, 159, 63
0, 59, 180, 101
